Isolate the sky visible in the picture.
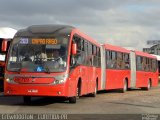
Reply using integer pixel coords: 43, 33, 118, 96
0, 0, 160, 50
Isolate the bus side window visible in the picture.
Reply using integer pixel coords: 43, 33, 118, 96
136, 56, 142, 71
124, 54, 130, 69
106, 50, 111, 68
149, 59, 153, 72
111, 51, 117, 69
93, 46, 97, 67
146, 58, 149, 71
117, 52, 123, 69
142, 57, 146, 71
71, 35, 83, 66
152, 59, 157, 72
87, 42, 92, 66
97, 47, 101, 67
84, 41, 88, 66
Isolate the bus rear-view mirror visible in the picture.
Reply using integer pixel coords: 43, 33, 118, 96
2, 39, 8, 52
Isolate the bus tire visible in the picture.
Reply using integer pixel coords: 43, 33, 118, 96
69, 82, 80, 103
23, 96, 31, 103
69, 96, 76, 103
121, 80, 127, 93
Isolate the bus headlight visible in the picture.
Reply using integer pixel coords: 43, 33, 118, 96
6, 78, 10, 82
5, 74, 15, 83
53, 74, 68, 85
53, 79, 65, 85
6, 77, 14, 83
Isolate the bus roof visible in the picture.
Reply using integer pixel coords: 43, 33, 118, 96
0, 27, 17, 39
71, 28, 101, 47
151, 54, 160, 60
15, 24, 74, 37
134, 50, 156, 59
15, 24, 101, 47
104, 44, 130, 53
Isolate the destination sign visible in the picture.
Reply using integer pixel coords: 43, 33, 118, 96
32, 38, 58, 45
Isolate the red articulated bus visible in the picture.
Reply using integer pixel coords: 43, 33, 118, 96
4, 24, 158, 104
100, 44, 131, 92
4, 25, 101, 103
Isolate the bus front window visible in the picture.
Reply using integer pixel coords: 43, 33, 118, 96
7, 36, 69, 72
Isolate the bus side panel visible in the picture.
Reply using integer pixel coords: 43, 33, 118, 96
68, 66, 88, 97
151, 71, 158, 87
88, 66, 99, 93
106, 69, 130, 90
106, 69, 116, 89
82, 66, 100, 94
68, 65, 99, 97
97, 68, 102, 91
136, 71, 147, 88
115, 70, 130, 89
145, 72, 153, 87
136, 71, 158, 88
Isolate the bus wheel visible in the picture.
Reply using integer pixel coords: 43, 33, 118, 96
69, 96, 76, 103
23, 96, 31, 103
90, 83, 97, 97
121, 80, 127, 93
69, 84, 80, 103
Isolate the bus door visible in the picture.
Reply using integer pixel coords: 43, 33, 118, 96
84, 41, 91, 94
74, 37, 88, 95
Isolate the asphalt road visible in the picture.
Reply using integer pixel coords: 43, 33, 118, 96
0, 85, 160, 120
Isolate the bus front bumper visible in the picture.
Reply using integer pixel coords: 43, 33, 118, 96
4, 83, 68, 97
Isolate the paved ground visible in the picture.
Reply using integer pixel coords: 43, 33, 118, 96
0, 85, 160, 119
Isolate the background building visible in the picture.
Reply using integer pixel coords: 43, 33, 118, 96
143, 40, 160, 55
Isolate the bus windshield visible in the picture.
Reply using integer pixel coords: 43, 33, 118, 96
7, 36, 69, 73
